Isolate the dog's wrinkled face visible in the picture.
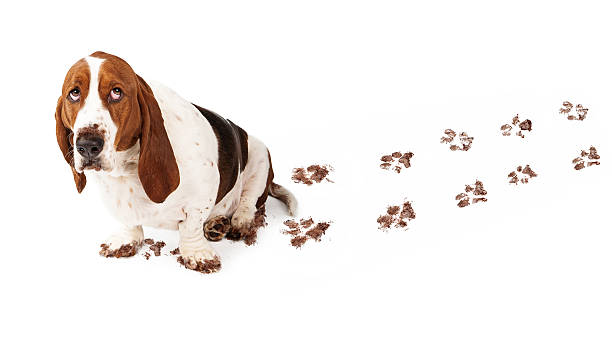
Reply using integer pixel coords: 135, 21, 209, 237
55, 51, 180, 203
58, 53, 141, 175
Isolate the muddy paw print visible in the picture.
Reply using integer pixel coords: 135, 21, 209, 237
143, 239, 166, 257
500, 114, 532, 138
441, 129, 474, 151
559, 101, 589, 121
456, 180, 488, 208
573, 146, 601, 170
282, 217, 331, 248
508, 165, 538, 185
379, 151, 414, 173
292, 165, 334, 185
376, 200, 416, 230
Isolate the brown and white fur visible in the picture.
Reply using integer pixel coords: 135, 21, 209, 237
55, 52, 296, 273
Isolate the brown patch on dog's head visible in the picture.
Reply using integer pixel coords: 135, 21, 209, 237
56, 52, 180, 202
55, 58, 91, 192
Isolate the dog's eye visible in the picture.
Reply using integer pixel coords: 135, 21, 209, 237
109, 88, 122, 102
68, 88, 80, 102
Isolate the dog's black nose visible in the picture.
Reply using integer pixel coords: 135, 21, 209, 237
76, 134, 104, 159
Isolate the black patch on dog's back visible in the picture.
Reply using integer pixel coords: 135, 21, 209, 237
192, 104, 248, 204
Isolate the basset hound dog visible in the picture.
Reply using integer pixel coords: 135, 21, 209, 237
55, 51, 297, 273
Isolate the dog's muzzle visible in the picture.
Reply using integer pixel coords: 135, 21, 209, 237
76, 131, 104, 169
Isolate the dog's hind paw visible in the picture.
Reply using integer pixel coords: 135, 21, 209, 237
203, 215, 231, 241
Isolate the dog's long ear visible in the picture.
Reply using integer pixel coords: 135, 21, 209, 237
136, 75, 180, 203
55, 96, 86, 192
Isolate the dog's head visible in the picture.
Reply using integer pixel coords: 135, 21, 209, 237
55, 51, 179, 203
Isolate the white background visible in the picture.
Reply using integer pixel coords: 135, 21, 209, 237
1, 1, 610, 343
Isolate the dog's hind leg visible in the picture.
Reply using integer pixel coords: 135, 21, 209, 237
227, 137, 273, 240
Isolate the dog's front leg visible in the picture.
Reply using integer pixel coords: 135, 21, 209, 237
99, 225, 144, 258
178, 208, 221, 273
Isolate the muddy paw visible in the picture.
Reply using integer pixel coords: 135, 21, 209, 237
225, 207, 256, 241
227, 206, 267, 246
204, 216, 231, 241
177, 255, 221, 274
225, 228, 243, 241
99, 242, 141, 258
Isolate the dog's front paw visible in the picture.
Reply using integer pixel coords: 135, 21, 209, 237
99, 228, 144, 258
177, 248, 221, 274
99, 242, 141, 258
176, 254, 221, 274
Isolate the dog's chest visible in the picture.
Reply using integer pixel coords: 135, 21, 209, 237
95, 174, 184, 229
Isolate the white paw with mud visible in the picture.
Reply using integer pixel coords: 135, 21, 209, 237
179, 246, 220, 271
231, 206, 256, 229
103, 226, 144, 251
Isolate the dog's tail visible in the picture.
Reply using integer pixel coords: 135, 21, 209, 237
269, 182, 297, 216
